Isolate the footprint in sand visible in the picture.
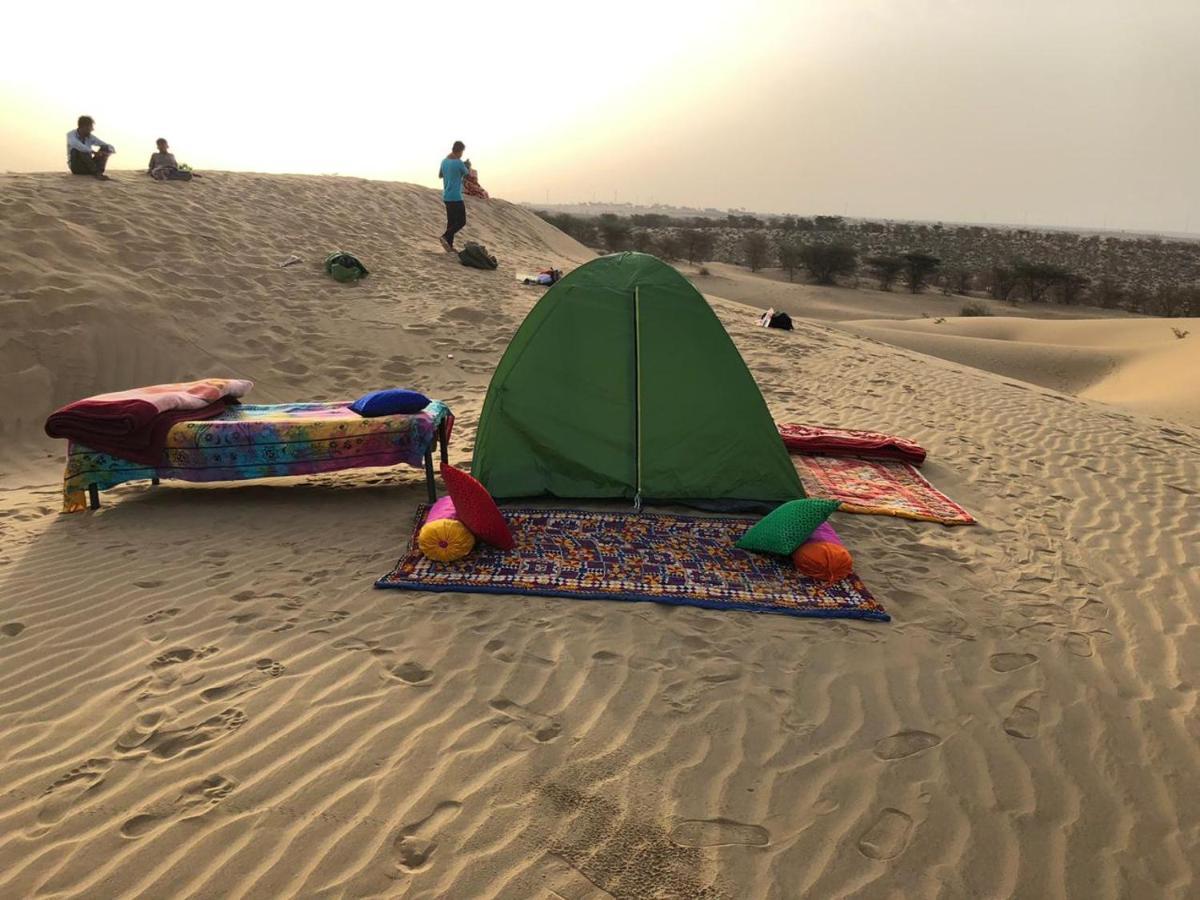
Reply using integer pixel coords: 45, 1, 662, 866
489, 697, 562, 743
484, 639, 515, 663
141, 608, 180, 624
1003, 693, 1041, 739
200, 659, 286, 702
120, 774, 237, 839
1, 623, 25, 637
990, 652, 1038, 672
115, 708, 246, 761
1065, 630, 1111, 658
28, 758, 113, 835
670, 818, 770, 847
857, 808, 914, 860
873, 730, 942, 761
333, 636, 390, 655
384, 661, 433, 685
150, 646, 218, 669
392, 801, 462, 872
308, 610, 351, 632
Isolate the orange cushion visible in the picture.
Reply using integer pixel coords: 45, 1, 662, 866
441, 464, 515, 550
792, 541, 853, 582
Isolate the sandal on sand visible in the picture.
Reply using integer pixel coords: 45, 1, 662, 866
439, 236, 453, 253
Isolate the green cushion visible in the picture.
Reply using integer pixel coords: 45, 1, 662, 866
735, 499, 842, 556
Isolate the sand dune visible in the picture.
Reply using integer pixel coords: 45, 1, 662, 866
838, 316, 1200, 425
1, 173, 1199, 898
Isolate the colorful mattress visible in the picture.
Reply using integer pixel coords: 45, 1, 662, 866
61, 400, 453, 512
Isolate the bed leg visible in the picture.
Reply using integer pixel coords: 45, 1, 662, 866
88, 484, 100, 510
424, 449, 437, 504
438, 419, 449, 466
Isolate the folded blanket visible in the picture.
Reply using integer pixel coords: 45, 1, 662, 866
45, 378, 252, 466
778, 422, 927, 466
66, 378, 253, 414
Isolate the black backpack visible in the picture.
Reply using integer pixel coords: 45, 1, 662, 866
458, 242, 498, 270
767, 311, 793, 330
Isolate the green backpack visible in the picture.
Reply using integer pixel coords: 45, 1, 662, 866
458, 242, 498, 270
325, 251, 370, 283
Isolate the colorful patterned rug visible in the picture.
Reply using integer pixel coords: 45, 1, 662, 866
793, 455, 976, 525
377, 507, 889, 622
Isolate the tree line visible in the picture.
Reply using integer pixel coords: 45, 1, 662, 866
533, 210, 1200, 316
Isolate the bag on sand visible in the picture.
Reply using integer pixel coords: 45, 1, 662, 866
758, 307, 793, 330
325, 251, 370, 283
458, 242, 498, 271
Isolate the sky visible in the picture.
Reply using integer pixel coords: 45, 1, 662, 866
2, 0, 1197, 233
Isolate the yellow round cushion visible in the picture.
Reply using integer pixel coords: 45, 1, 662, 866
418, 518, 476, 562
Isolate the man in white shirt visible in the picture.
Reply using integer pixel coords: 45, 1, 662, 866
67, 116, 115, 179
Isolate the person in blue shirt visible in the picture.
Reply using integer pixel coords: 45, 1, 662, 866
438, 140, 471, 252
67, 116, 115, 179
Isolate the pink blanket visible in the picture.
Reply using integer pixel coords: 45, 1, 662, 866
79, 378, 253, 413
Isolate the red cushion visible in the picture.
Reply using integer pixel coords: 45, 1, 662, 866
441, 464, 515, 549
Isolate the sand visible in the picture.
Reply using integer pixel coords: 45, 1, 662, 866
1, 172, 1199, 898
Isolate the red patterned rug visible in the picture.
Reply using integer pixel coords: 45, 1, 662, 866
793, 455, 976, 525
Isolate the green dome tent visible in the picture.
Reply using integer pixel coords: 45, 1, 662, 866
471, 252, 804, 505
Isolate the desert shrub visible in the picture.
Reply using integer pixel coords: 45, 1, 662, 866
630, 213, 670, 228
1013, 259, 1068, 303
1093, 277, 1126, 310
680, 228, 716, 264
1056, 272, 1090, 305
940, 267, 973, 296
866, 255, 904, 291
960, 301, 993, 317
814, 215, 845, 230
657, 230, 685, 261
902, 252, 941, 293
743, 231, 770, 272
631, 228, 656, 253
1150, 285, 1200, 317
987, 266, 1019, 302
777, 239, 803, 281
799, 243, 858, 285
598, 214, 632, 252
698, 266, 712, 277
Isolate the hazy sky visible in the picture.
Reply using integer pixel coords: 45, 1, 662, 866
2, 0, 1197, 232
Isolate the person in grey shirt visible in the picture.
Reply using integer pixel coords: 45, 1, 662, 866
67, 115, 115, 179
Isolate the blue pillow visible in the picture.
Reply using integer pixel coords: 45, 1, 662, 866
349, 389, 430, 417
